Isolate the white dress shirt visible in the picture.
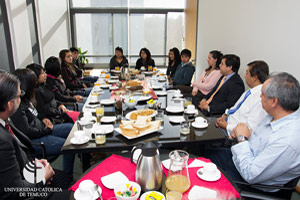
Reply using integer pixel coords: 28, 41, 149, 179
231, 109, 300, 191
226, 84, 267, 136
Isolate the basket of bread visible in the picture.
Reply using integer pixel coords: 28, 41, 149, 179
118, 116, 161, 139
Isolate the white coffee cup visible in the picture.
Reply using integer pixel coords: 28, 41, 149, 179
203, 163, 218, 177
74, 130, 86, 142
90, 95, 98, 102
77, 180, 95, 200
174, 90, 181, 96
195, 117, 207, 125
187, 105, 195, 112
141, 66, 146, 71
83, 112, 92, 118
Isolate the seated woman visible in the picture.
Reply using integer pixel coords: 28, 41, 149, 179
109, 46, 129, 70
135, 48, 155, 71
44, 56, 86, 111
26, 63, 79, 123
11, 69, 75, 178
59, 49, 92, 96
167, 47, 181, 80
181, 50, 223, 105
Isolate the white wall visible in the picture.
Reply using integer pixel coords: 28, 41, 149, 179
36, 0, 70, 62
7, 0, 33, 68
196, 0, 300, 83
6, 0, 70, 69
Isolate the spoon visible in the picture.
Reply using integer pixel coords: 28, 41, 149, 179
94, 184, 103, 200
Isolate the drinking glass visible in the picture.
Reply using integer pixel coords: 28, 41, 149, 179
96, 106, 104, 123
155, 109, 164, 122
180, 121, 190, 135
95, 132, 106, 144
115, 100, 123, 120
184, 97, 192, 108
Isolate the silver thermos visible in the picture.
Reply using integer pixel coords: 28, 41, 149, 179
131, 142, 163, 191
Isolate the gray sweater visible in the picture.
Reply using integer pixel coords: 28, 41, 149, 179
173, 62, 195, 86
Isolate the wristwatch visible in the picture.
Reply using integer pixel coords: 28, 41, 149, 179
237, 135, 248, 143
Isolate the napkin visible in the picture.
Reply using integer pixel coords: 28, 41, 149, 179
188, 159, 207, 168
188, 186, 217, 200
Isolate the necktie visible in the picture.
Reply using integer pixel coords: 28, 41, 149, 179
206, 76, 226, 104
5, 122, 15, 137
226, 90, 251, 121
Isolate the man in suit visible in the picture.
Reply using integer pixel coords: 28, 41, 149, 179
0, 71, 71, 199
199, 54, 245, 116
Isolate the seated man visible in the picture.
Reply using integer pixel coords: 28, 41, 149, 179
199, 54, 244, 116
216, 60, 269, 136
206, 72, 300, 191
0, 71, 71, 199
171, 49, 195, 86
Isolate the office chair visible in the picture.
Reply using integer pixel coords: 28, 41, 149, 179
234, 176, 300, 200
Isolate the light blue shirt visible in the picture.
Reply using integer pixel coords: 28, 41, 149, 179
224, 72, 235, 84
231, 109, 300, 191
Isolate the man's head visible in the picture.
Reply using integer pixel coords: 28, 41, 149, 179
245, 60, 269, 88
180, 49, 191, 64
70, 47, 79, 60
0, 71, 22, 118
261, 72, 300, 114
219, 54, 240, 75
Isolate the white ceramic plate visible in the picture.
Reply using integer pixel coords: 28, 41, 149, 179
166, 106, 184, 113
92, 124, 114, 134
100, 99, 115, 105
143, 71, 154, 75
100, 116, 117, 123
168, 116, 185, 124
107, 79, 119, 84
100, 84, 111, 88
158, 78, 166, 82
152, 85, 162, 90
173, 94, 183, 98
192, 122, 208, 129
109, 86, 119, 90
140, 191, 165, 200
111, 70, 121, 73
115, 126, 163, 140
188, 186, 217, 200
136, 94, 152, 102
197, 168, 221, 182
110, 75, 119, 79
79, 116, 97, 122
156, 91, 167, 96
100, 171, 129, 189
184, 109, 198, 115
70, 136, 90, 145
125, 109, 157, 120
74, 185, 102, 200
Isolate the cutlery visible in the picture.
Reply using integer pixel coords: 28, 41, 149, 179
94, 184, 103, 200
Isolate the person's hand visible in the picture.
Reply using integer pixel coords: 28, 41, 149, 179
199, 99, 209, 110
169, 78, 173, 85
42, 118, 53, 130
74, 95, 83, 102
231, 123, 252, 140
39, 160, 55, 184
83, 83, 87, 88
192, 90, 198, 96
58, 104, 68, 113
216, 117, 228, 129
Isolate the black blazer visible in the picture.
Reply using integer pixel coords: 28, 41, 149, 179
0, 121, 42, 199
202, 73, 245, 116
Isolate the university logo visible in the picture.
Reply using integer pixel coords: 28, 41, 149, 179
23, 160, 45, 184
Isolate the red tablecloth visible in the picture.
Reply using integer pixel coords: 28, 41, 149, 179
70, 155, 240, 199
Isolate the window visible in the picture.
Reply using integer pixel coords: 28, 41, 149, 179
70, 0, 184, 66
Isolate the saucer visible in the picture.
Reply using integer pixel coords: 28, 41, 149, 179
92, 124, 114, 134
107, 79, 119, 84
152, 85, 162, 90
197, 168, 221, 182
156, 91, 167, 96
173, 94, 183, 98
184, 109, 198, 115
110, 75, 119, 79
74, 185, 102, 200
192, 122, 208, 129
166, 106, 184, 113
100, 84, 111, 88
109, 86, 119, 90
100, 116, 117, 123
80, 116, 97, 122
100, 99, 115, 105
70, 136, 90, 145
168, 116, 185, 124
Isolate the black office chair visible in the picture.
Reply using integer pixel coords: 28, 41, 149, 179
234, 176, 300, 200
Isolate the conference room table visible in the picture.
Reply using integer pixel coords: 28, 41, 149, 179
61, 74, 226, 170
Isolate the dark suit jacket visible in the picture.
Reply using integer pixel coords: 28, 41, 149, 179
202, 73, 245, 116
0, 121, 43, 199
